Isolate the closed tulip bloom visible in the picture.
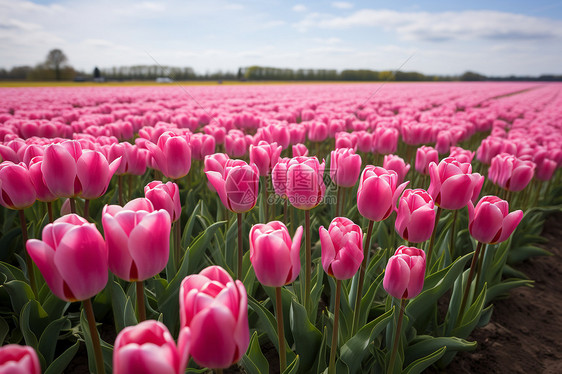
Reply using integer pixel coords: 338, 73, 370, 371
0, 161, 36, 209
113, 320, 189, 374
357, 166, 408, 222
271, 157, 290, 197
26, 214, 108, 302
250, 221, 303, 287
225, 133, 247, 157
0, 345, 41, 374
292, 143, 308, 157
395, 189, 436, 243
374, 127, 399, 155
308, 121, 328, 142
383, 246, 426, 299
147, 131, 191, 180
78, 150, 122, 200
144, 181, 181, 222
204, 153, 230, 193
488, 153, 535, 192
286, 156, 326, 210
28, 157, 56, 202
449, 146, 474, 164
102, 198, 171, 282
535, 158, 557, 181
250, 141, 282, 176
190, 133, 216, 160
179, 266, 249, 369
319, 217, 363, 280
428, 157, 483, 210
330, 148, 362, 188
121, 142, 149, 176
415, 146, 439, 175
383, 154, 410, 185
468, 196, 523, 244
206, 159, 259, 213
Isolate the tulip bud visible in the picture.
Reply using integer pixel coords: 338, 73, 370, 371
206, 159, 259, 213
383, 246, 426, 299
286, 156, 326, 210
468, 196, 523, 244
0, 161, 36, 210
0, 345, 41, 374
395, 189, 436, 243
383, 154, 410, 185
415, 146, 438, 175
319, 217, 363, 280
144, 181, 181, 223
250, 141, 282, 176
357, 166, 408, 222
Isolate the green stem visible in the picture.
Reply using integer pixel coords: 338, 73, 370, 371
283, 198, 288, 225
174, 220, 181, 270
237, 213, 243, 279
387, 298, 406, 374
263, 176, 269, 221
128, 174, 133, 199
275, 287, 287, 372
458, 242, 483, 319
136, 281, 146, 322
118, 175, 124, 206
305, 210, 311, 310
69, 198, 76, 214
352, 219, 374, 335
215, 369, 223, 374
426, 207, 442, 269
19, 209, 37, 297
46, 201, 54, 223
329, 279, 342, 374
83, 298, 106, 374
474, 243, 488, 295
84, 199, 90, 221
335, 185, 341, 217
449, 210, 458, 260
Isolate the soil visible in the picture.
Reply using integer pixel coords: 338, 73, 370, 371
432, 211, 562, 374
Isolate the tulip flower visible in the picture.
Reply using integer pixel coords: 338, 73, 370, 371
249, 221, 302, 371
147, 131, 191, 180
271, 157, 291, 198
373, 127, 399, 155
488, 153, 535, 192
204, 153, 230, 193
319, 217, 363, 280
113, 320, 190, 374
292, 143, 308, 157
449, 146, 475, 164
250, 140, 282, 176
383, 154, 410, 185
179, 266, 249, 369
535, 158, 557, 182
190, 133, 216, 160
286, 156, 326, 210
357, 166, 408, 222
0, 345, 41, 374
415, 146, 438, 175
468, 196, 523, 245
395, 189, 436, 243
330, 148, 362, 188
0, 161, 36, 210
144, 181, 181, 223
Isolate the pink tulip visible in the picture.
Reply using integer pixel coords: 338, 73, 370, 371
28, 157, 56, 202
206, 159, 259, 213
249, 221, 303, 287
190, 133, 216, 160
225, 133, 247, 157
0, 161, 36, 210
113, 320, 190, 374
357, 166, 408, 222
144, 181, 181, 223
102, 198, 171, 282
330, 148, 362, 188
204, 153, 230, 192
120, 142, 149, 176
395, 189, 436, 243
179, 266, 249, 369
271, 157, 291, 198
415, 146, 439, 175
308, 121, 328, 142
373, 127, 399, 155
286, 156, 326, 210
383, 154, 410, 185
476, 136, 504, 164
468, 196, 523, 244
449, 146, 474, 164
249, 141, 282, 176
383, 246, 426, 299
319, 217, 363, 280
0, 345, 41, 374
435, 131, 453, 154
147, 131, 191, 180
428, 157, 483, 210
292, 143, 308, 157
488, 153, 535, 192
26, 214, 108, 302
79, 150, 122, 200
535, 158, 557, 181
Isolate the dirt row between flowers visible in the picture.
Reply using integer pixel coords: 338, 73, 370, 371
432, 210, 562, 374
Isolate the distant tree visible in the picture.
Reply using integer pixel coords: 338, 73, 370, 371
93, 67, 101, 79
460, 71, 486, 81
45, 49, 68, 80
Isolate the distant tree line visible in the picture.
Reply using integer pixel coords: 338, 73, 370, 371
1, 49, 562, 82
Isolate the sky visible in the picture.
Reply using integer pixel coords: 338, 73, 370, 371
1, 0, 562, 76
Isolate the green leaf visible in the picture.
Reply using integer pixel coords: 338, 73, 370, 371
181, 200, 202, 249
402, 346, 446, 374
241, 331, 269, 374
405, 336, 476, 364
340, 307, 394, 374
508, 245, 551, 264
41, 293, 68, 322
79, 308, 113, 374
290, 299, 322, 371
38, 317, 70, 365
44, 340, 80, 374
282, 354, 300, 374
3, 280, 36, 314
187, 220, 226, 273
485, 278, 533, 304
0, 227, 21, 260
0, 318, 9, 345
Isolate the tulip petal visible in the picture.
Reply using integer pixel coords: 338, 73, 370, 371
497, 209, 523, 243
26, 239, 66, 301
42, 144, 77, 197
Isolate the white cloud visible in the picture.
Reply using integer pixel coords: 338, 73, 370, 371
331, 2, 354, 10
292, 4, 306, 12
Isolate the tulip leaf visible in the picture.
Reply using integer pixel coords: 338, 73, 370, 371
79, 308, 113, 374
44, 340, 80, 374
508, 244, 551, 264
283, 354, 300, 374
123, 296, 138, 328
455, 285, 487, 335
405, 336, 476, 365
313, 325, 329, 374
402, 346, 446, 374
476, 304, 494, 328
485, 278, 533, 304
0, 261, 28, 282
38, 316, 70, 365
2, 280, 36, 315
187, 220, 226, 273
109, 278, 132, 332
20, 300, 47, 367
340, 307, 394, 374
290, 298, 322, 371
0, 317, 9, 345
181, 200, 202, 249
241, 331, 269, 374
0, 227, 20, 260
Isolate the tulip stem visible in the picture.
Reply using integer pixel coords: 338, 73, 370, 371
305, 210, 311, 311
69, 198, 77, 214
387, 298, 406, 374
426, 207, 442, 269
458, 241, 483, 322
84, 200, 90, 221
275, 287, 287, 372
118, 175, 124, 206
237, 213, 243, 279
335, 186, 342, 217
128, 175, 133, 199
174, 220, 182, 270
474, 243, 488, 297
136, 281, 146, 322
83, 298, 106, 374
283, 198, 288, 225
449, 210, 458, 260
263, 176, 270, 220
215, 369, 223, 374
329, 279, 342, 374
46, 202, 54, 223
19, 209, 37, 297
352, 219, 374, 335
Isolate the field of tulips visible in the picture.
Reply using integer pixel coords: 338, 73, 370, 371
0, 82, 561, 374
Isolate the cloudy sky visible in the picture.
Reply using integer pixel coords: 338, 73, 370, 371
1, 0, 562, 76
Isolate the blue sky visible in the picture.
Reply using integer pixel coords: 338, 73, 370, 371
1, 0, 562, 76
